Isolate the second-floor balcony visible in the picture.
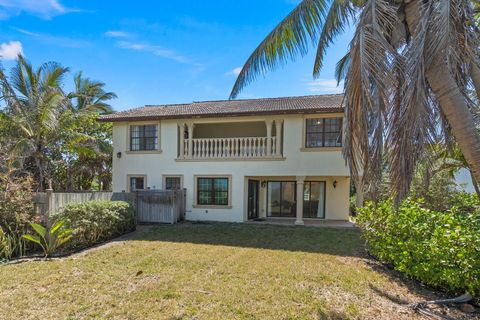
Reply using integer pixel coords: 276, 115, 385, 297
177, 120, 284, 161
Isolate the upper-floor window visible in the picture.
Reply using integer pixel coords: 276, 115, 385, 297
305, 118, 342, 148
130, 125, 158, 151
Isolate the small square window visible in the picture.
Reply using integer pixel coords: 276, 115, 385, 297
130, 177, 145, 191
165, 177, 182, 190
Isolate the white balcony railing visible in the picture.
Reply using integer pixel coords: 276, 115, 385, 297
182, 137, 278, 159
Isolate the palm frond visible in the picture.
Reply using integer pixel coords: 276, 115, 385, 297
313, 0, 356, 77
334, 52, 350, 84
230, 0, 330, 99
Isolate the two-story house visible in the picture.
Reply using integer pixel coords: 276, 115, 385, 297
98, 94, 350, 224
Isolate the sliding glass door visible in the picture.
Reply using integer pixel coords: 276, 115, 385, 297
267, 181, 296, 217
266, 180, 326, 219
303, 181, 326, 218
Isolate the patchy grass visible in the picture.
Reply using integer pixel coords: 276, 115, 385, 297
0, 223, 445, 319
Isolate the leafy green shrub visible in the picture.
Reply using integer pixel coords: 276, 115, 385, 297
23, 220, 73, 257
0, 174, 39, 260
0, 175, 38, 233
349, 195, 357, 216
0, 227, 26, 261
357, 199, 480, 295
52, 200, 135, 249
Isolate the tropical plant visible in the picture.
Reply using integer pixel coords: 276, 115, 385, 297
67, 72, 116, 113
0, 227, 26, 261
230, 0, 480, 203
22, 220, 73, 257
0, 56, 69, 191
0, 56, 116, 191
0, 173, 37, 233
357, 199, 480, 295
52, 111, 113, 191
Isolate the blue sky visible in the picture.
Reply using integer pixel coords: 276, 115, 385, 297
0, 0, 353, 111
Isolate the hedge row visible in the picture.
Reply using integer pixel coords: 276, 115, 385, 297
52, 200, 135, 250
356, 199, 480, 295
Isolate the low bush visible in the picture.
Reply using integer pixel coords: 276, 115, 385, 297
0, 174, 38, 260
0, 175, 37, 233
0, 227, 26, 261
357, 199, 480, 295
52, 200, 135, 249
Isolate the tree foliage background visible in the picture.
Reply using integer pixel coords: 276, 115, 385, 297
0, 56, 115, 192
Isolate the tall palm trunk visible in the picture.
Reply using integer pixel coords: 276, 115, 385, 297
470, 63, 480, 99
427, 61, 480, 184
405, 1, 480, 186
470, 170, 480, 198
34, 156, 44, 192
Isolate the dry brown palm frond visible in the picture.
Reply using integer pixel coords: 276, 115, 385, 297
343, 0, 400, 187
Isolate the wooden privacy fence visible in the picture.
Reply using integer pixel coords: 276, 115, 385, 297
32, 189, 186, 224
136, 189, 186, 224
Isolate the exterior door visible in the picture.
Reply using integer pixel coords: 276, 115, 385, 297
303, 181, 326, 218
267, 181, 296, 217
247, 180, 259, 220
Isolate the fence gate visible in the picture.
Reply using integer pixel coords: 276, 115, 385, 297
136, 189, 185, 224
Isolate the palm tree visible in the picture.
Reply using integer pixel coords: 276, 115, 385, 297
67, 72, 116, 114
230, 0, 480, 202
0, 56, 69, 191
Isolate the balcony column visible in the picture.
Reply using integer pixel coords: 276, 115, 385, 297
275, 119, 283, 157
265, 119, 273, 157
295, 176, 306, 225
187, 122, 195, 159
178, 123, 185, 159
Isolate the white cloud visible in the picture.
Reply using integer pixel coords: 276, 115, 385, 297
306, 79, 344, 94
226, 67, 242, 76
0, 0, 76, 19
14, 28, 91, 48
0, 41, 23, 60
116, 41, 201, 67
104, 31, 130, 38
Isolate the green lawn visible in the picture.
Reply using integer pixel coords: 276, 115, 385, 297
0, 223, 436, 319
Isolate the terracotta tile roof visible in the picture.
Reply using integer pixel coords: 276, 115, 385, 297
98, 94, 344, 122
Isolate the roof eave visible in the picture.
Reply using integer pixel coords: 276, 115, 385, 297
96, 108, 345, 123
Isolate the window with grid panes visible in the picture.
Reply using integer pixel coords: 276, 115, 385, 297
305, 118, 342, 148
197, 177, 229, 206
130, 125, 158, 151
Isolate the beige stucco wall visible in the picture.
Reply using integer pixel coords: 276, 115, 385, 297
194, 121, 268, 138
112, 114, 350, 222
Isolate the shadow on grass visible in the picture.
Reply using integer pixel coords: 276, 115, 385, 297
365, 260, 441, 301
132, 221, 364, 257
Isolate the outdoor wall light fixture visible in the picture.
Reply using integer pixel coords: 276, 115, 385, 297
116, 152, 122, 159
333, 180, 337, 189
261, 180, 266, 188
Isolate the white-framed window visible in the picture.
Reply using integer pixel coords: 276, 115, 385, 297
163, 175, 183, 190
193, 175, 232, 208
128, 175, 147, 191
305, 117, 343, 148
129, 124, 158, 151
